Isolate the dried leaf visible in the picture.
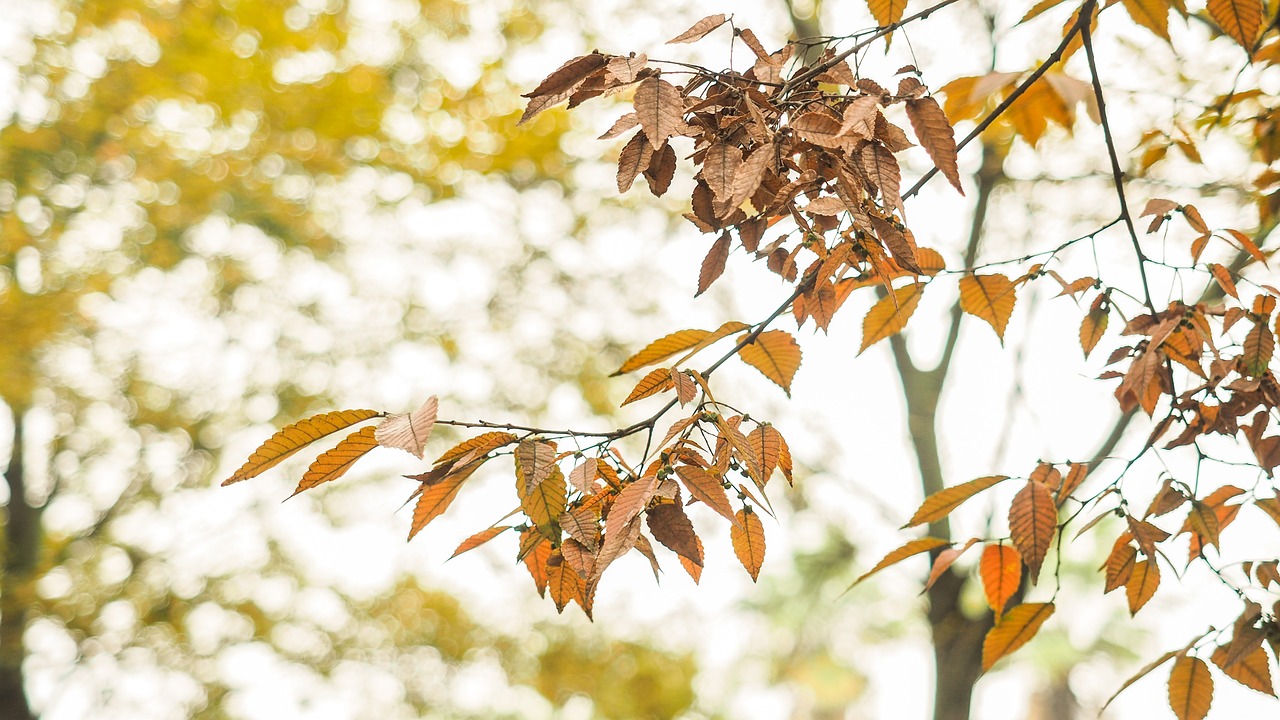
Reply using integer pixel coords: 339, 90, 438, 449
851, 537, 950, 587
697, 232, 731, 296
959, 274, 1018, 342
223, 409, 380, 485
519, 528, 551, 597
982, 602, 1056, 671
647, 502, 703, 565
1008, 479, 1057, 584
593, 515, 643, 581
634, 76, 684, 149
672, 370, 698, 405
1242, 321, 1274, 377
702, 143, 743, 203
1103, 538, 1138, 593
643, 143, 676, 196
1056, 462, 1088, 505
617, 130, 654, 193
292, 426, 379, 495
1080, 304, 1109, 358
668, 13, 728, 44
1168, 655, 1213, 720
904, 475, 1009, 528
450, 525, 512, 559
731, 507, 767, 581
861, 143, 903, 213
1211, 643, 1275, 696
546, 555, 585, 613
568, 457, 600, 495
860, 283, 925, 353
980, 544, 1022, 615
516, 440, 557, 493
610, 475, 658, 529
520, 53, 608, 124
680, 535, 705, 583
374, 396, 438, 459
906, 96, 964, 194
1208, 263, 1239, 299
737, 330, 802, 395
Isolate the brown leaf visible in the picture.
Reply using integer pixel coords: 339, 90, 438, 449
617, 130, 654, 193
1056, 462, 1088, 505
924, 538, 979, 591
980, 544, 1022, 615
731, 507, 766, 581
520, 53, 608, 124
610, 474, 658, 530
860, 143, 903, 213
728, 142, 774, 211
697, 232, 731, 296
1126, 558, 1161, 615
1242, 321, 1274, 377
702, 143, 743, 203
647, 502, 703, 566
634, 76, 685, 149
1211, 643, 1275, 696
982, 602, 1055, 671
1008, 479, 1057, 584
605, 54, 647, 85
904, 475, 1010, 528
1103, 537, 1138, 593
1208, 263, 1239, 299
737, 330, 802, 395
615, 328, 711, 375
593, 515, 643, 581
792, 111, 858, 151
905, 96, 964, 194
568, 457, 600, 495
1168, 655, 1213, 720
667, 13, 728, 44
515, 440, 557, 494
643, 143, 676, 196
292, 426, 379, 496
223, 409, 381, 486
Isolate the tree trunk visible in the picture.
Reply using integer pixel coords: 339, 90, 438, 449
1, 411, 37, 720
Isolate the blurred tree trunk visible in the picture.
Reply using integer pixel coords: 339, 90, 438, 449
1, 411, 37, 720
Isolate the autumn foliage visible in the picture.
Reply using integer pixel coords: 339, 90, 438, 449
224, 1, 1280, 716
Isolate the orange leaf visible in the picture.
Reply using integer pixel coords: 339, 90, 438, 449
851, 537, 950, 587
980, 544, 1023, 615
450, 525, 512, 559
546, 554, 586, 613
667, 13, 728, 43
679, 534, 706, 583
1207, 0, 1264, 54
982, 602, 1055, 671
924, 538, 979, 591
906, 96, 964, 194
223, 409, 380, 485
615, 329, 711, 375
860, 283, 924, 353
1056, 462, 1088, 505
408, 458, 483, 541
434, 431, 518, 467
959, 273, 1018, 341
904, 475, 1009, 528
737, 330, 802, 396
1168, 655, 1213, 720
633, 76, 684, 149
621, 368, 675, 406
866, 0, 909, 34
1008, 479, 1057, 584
291, 426, 379, 496
1103, 538, 1137, 593
1125, 559, 1161, 615
731, 507, 767, 581
1080, 304, 1109, 358
1207, 263, 1239, 300
519, 528, 551, 597
672, 321, 752, 367
747, 424, 785, 484
1121, 0, 1171, 40
1211, 643, 1275, 696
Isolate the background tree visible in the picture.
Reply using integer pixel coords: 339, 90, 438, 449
226, 1, 1280, 719
0, 1, 704, 718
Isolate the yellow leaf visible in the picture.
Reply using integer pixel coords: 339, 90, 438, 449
1207, 0, 1264, 54
621, 367, 675, 406
731, 507, 766, 581
959, 273, 1018, 341
449, 525, 512, 559
672, 320, 752, 367
1008, 479, 1057, 583
982, 602, 1055, 671
1168, 655, 1213, 720
850, 537, 950, 587
904, 475, 1009, 528
737, 330, 802, 396
860, 283, 924, 353
615, 322, 749, 375
223, 409, 380, 485
519, 466, 568, 533
980, 544, 1022, 615
291, 426, 379, 496
1122, 0, 1171, 41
